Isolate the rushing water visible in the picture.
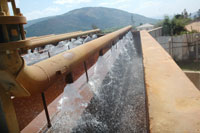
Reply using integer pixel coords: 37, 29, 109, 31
23, 34, 98, 65
49, 32, 147, 133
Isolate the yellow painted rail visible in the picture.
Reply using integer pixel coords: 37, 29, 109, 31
16, 26, 132, 95
0, 29, 100, 51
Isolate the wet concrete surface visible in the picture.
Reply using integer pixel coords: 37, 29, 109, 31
72, 33, 148, 133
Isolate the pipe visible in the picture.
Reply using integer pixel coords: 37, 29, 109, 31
28, 29, 100, 49
27, 31, 82, 41
16, 26, 132, 95
0, 29, 100, 51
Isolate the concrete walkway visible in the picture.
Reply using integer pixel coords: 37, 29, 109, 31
141, 30, 200, 132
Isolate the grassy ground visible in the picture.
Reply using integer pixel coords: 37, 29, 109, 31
176, 61, 200, 71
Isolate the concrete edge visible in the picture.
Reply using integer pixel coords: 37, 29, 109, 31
140, 30, 200, 132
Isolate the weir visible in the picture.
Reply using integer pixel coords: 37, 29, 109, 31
1, 0, 200, 133
47, 32, 148, 132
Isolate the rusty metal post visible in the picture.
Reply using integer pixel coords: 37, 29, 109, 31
196, 43, 199, 61
83, 61, 89, 82
41, 92, 51, 128
196, 36, 199, 61
171, 36, 174, 58
48, 51, 51, 58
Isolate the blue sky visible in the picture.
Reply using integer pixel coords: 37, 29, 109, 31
15, 0, 200, 20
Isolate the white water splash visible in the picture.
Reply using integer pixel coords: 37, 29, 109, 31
60, 83, 83, 112
23, 34, 98, 65
51, 81, 91, 133
88, 56, 109, 95
48, 32, 135, 133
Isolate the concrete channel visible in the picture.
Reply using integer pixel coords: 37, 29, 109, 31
69, 32, 148, 132
22, 30, 200, 133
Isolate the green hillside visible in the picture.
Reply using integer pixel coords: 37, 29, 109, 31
25, 7, 158, 37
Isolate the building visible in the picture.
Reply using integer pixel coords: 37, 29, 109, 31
136, 23, 154, 31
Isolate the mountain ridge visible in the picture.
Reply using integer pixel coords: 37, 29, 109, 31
25, 7, 159, 37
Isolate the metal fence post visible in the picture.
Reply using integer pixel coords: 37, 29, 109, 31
196, 43, 199, 61
41, 92, 51, 128
83, 61, 89, 82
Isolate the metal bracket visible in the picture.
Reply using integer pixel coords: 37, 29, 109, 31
0, 70, 30, 97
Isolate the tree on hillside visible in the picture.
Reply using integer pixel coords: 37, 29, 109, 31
194, 15, 197, 19
162, 16, 171, 35
189, 13, 192, 18
182, 9, 188, 19
91, 24, 98, 29
161, 14, 191, 35
154, 21, 163, 28
171, 15, 186, 35
198, 9, 200, 18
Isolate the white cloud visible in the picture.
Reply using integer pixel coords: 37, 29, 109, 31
131, 0, 200, 18
99, 0, 130, 6
98, 2, 110, 6
54, 0, 91, 4
24, 7, 60, 20
115, 0, 131, 4
132, 0, 167, 17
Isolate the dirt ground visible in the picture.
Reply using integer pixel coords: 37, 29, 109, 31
176, 61, 200, 71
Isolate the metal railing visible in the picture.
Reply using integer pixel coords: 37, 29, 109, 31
16, 26, 131, 95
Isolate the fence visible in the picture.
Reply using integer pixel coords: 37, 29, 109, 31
148, 27, 163, 38
149, 28, 200, 61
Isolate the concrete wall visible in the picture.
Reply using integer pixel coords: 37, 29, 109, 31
140, 30, 200, 132
148, 27, 163, 38
153, 33, 200, 61
185, 71, 200, 90
136, 24, 154, 31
